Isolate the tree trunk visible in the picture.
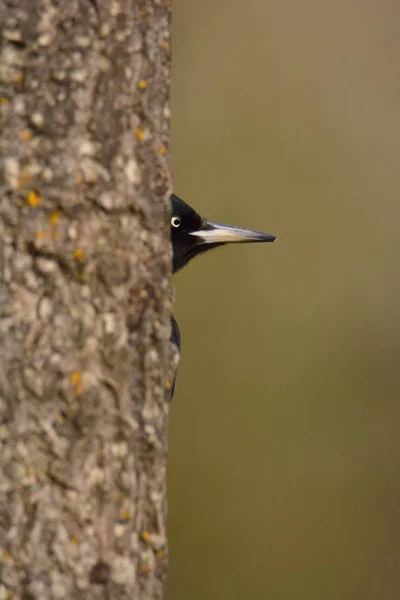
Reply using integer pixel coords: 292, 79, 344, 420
0, 1, 172, 598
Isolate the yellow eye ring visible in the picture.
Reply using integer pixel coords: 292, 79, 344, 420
171, 216, 181, 228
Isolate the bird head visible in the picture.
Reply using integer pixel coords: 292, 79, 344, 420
171, 194, 276, 273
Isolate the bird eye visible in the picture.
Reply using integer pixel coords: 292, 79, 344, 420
171, 216, 181, 228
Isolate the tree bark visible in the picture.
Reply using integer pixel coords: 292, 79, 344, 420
0, 1, 172, 598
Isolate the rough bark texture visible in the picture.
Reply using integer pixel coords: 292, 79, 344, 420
0, 1, 172, 598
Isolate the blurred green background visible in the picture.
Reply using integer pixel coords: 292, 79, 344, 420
167, 1, 400, 599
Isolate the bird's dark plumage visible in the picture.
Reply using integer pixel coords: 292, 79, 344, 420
170, 314, 181, 398
170, 193, 276, 398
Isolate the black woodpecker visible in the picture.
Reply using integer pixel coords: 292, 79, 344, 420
170, 193, 276, 397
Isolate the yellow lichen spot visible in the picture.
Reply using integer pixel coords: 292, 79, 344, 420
142, 530, 151, 543
76, 175, 83, 184
70, 536, 79, 545
73, 248, 84, 261
13, 71, 24, 84
138, 79, 148, 90
158, 145, 167, 155
0, 97, 9, 104
120, 510, 131, 521
164, 379, 171, 391
139, 563, 150, 574
17, 172, 31, 190
136, 128, 145, 141
156, 549, 165, 559
27, 190, 42, 207
50, 212, 61, 239
19, 129, 33, 141
35, 230, 48, 240
0, 548, 12, 562
71, 371, 83, 395
49, 211, 61, 225
160, 41, 169, 50
71, 371, 81, 385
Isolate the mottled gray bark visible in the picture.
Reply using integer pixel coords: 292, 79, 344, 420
0, 1, 172, 598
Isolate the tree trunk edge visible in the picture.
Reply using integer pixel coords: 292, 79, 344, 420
0, 1, 172, 598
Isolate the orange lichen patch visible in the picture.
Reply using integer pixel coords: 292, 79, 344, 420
71, 371, 81, 385
35, 230, 48, 240
71, 371, 83, 395
158, 145, 166, 155
75, 175, 83, 184
49, 211, 61, 225
120, 510, 131, 521
138, 79, 148, 90
142, 530, 151, 543
136, 127, 145, 141
13, 71, 24, 84
160, 41, 169, 50
73, 248, 84, 261
113, 491, 122, 503
27, 190, 42, 207
139, 563, 150, 574
156, 549, 165, 559
70, 536, 79, 545
0, 549, 12, 562
50, 213, 61, 240
164, 379, 171, 391
17, 172, 31, 190
0, 97, 9, 104
19, 129, 33, 141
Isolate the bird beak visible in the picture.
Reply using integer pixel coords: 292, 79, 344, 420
190, 221, 276, 244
